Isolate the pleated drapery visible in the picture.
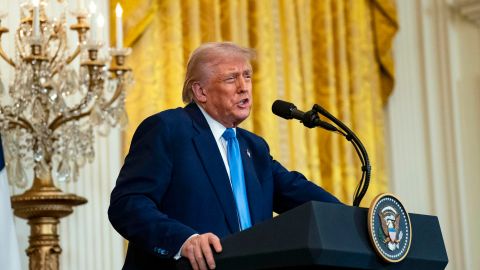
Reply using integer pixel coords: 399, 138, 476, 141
110, 0, 398, 206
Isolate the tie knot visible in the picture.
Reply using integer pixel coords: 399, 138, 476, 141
222, 128, 236, 140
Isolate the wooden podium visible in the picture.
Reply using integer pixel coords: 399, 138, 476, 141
177, 202, 448, 270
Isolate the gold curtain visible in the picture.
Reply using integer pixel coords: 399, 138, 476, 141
110, 0, 398, 206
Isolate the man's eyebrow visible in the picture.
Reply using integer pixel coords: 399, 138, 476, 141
221, 72, 239, 77
219, 68, 252, 78
222, 70, 241, 76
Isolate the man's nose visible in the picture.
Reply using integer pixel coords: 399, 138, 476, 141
236, 76, 249, 91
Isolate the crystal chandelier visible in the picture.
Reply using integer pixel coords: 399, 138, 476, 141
0, 0, 132, 269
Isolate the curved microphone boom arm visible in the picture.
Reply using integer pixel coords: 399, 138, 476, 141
311, 104, 371, 207
271, 100, 370, 206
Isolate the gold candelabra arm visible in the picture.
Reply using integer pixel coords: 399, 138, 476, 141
104, 80, 124, 108
48, 32, 65, 69
13, 117, 34, 132
65, 14, 89, 65
49, 39, 68, 77
48, 86, 96, 132
47, 91, 92, 131
0, 27, 16, 67
107, 51, 131, 103
65, 45, 80, 65
49, 110, 91, 132
49, 48, 107, 132
0, 107, 34, 132
4, 116, 35, 132
49, 49, 132, 133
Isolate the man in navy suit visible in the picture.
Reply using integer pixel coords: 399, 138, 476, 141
108, 42, 340, 270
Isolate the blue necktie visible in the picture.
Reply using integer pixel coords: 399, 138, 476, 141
222, 128, 252, 230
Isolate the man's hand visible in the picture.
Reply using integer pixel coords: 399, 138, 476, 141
181, 233, 222, 270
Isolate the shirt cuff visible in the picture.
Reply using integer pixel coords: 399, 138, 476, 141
173, 234, 199, 260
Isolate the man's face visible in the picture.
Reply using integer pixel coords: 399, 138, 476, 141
198, 56, 253, 127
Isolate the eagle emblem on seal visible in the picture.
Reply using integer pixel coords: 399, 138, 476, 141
378, 206, 403, 251
368, 193, 411, 262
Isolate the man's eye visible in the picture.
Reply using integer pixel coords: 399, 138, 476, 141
225, 77, 236, 83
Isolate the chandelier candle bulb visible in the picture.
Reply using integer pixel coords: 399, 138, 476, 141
88, 1, 96, 42
77, 0, 85, 12
115, 3, 123, 49
97, 13, 104, 43
32, 0, 40, 38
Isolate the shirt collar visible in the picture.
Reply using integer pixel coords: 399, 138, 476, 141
196, 103, 236, 141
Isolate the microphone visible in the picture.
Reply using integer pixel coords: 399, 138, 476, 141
271, 100, 337, 131
272, 99, 371, 207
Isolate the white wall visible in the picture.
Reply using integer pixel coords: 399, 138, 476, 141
1, 1, 124, 269
387, 0, 480, 269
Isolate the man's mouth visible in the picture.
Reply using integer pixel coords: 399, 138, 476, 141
238, 98, 250, 107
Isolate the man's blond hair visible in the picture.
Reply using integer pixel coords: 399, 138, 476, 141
182, 42, 255, 104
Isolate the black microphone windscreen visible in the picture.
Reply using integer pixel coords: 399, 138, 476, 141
272, 100, 296, 119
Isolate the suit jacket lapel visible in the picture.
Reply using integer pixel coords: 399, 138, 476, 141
186, 104, 240, 234
237, 133, 265, 226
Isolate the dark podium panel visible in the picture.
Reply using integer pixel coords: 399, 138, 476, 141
177, 202, 448, 270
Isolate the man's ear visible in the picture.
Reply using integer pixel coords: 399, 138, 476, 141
192, 82, 207, 103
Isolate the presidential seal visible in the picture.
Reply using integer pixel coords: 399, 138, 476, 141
368, 193, 412, 263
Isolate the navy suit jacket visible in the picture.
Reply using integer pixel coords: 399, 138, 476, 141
108, 103, 340, 269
